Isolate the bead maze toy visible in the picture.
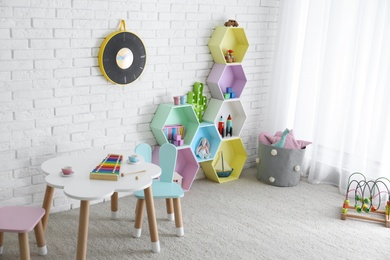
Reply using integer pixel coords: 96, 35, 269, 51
341, 172, 390, 227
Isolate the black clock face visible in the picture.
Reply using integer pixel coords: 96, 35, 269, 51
100, 31, 146, 85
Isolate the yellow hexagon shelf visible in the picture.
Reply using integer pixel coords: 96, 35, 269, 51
200, 137, 247, 183
208, 26, 249, 64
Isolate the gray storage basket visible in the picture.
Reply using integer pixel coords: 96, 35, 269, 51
256, 142, 306, 187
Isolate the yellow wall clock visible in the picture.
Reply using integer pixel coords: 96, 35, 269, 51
98, 20, 146, 85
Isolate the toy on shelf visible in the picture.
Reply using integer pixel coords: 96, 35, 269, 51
173, 134, 184, 146
225, 114, 232, 137
196, 137, 210, 159
224, 19, 239, 27
215, 151, 233, 177
341, 172, 390, 227
187, 82, 207, 122
218, 116, 225, 137
225, 49, 236, 63
163, 124, 185, 144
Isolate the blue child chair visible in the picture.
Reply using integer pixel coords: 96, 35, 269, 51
133, 143, 185, 238
135, 143, 152, 163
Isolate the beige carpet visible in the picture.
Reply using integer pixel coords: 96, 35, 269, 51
1, 167, 389, 260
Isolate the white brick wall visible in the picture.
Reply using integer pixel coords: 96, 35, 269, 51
0, 0, 279, 211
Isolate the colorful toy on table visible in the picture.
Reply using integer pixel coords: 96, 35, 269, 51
225, 114, 233, 137
90, 154, 123, 181
218, 116, 225, 137
341, 172, 390, 228
187, 82, 207, 122
196, 137, 210, 159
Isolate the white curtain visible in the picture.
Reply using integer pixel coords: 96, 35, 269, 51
268, 0, 390, 193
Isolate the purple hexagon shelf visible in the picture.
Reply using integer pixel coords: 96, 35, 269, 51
206, 63, 247, 100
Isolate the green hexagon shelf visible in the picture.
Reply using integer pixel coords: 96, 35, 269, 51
150, 103, 200, 148
200, 137, 247, 183
208, 26, 249, 64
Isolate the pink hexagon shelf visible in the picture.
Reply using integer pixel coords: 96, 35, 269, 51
152, 146, 199, 192
207, 63, 247, 100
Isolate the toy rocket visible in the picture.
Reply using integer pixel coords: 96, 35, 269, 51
226, 114, 232, 136
218, 116, 225, 137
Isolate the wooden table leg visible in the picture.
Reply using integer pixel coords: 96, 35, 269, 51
144, 186, 160, 253
111, 192, 119, 219
76, 200, 90, 260
41, 185, 54, 233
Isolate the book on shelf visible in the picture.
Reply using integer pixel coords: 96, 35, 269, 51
90, 154, 123, 181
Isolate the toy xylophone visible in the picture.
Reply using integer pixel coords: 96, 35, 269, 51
90, 154, 123, 181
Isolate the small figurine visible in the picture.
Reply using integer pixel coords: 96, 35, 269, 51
225, 114, 232, 137
218, 116, 225, 137
225, 49, 236, 63
196, 137, 210, 159
224, 19, 239, 27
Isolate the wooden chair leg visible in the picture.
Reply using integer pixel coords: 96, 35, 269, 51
166, 198, 174, 221
0, 232, 3, 254
34, 220, 47, 256
173, 198, 184, 237
111, 192, 119, 219
18, 233, 30, 260
133, 199, 145, 238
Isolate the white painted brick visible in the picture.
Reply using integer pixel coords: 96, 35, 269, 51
32, 134, 71, 147
14, 108, 54, 120
0, 39, 28, 50
30, 0, 71, 8
73, 1, 108, 9
13, 184, 45, 197
14, 7, 55, 18
55, 48, 91, 58
55, 104, 90, 117
13, 49, 54, 60
35, 116, 72, 128
54, 67, 90, 78
71, 129, 105, 142
0, 120, 35, 132
73, 112, 106, 124
0, 28, 10, 39
0, 60, 33, 71
52, 123, 89, 135
31, 39, 70, 49
34, 97, 72, 108
89, 118, 122, 130
93, 136, 124, 147
34, 59, 72, 70
17, 145, 56, 159
13, 89, 53, 100
73, 19, 108, 29
54, 29, 92, 39
0, 18, 31, 28
56, 9, 95, 19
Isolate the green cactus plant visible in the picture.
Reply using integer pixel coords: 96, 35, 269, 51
187, 82, 208, 122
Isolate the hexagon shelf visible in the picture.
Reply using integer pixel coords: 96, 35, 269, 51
207, 63, 247, 100
200, 137, 247, 183
208, 26, 249, 64
202, 98, 247, 138
153, 146, 199, 192
150, 103, 200, 148
190, 122, 221, 163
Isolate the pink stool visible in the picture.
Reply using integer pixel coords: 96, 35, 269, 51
0, 206, 47, 260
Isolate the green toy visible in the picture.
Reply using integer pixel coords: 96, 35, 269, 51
187, 82, 207, 122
